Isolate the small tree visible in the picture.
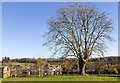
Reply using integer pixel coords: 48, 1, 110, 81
36, 58, 47, 77
64, 59, 74, 74
94, 59, 106, 74
113, 68, 118, 74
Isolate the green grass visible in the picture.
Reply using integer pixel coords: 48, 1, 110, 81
2, 75, 119, 81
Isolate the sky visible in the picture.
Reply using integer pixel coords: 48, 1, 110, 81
1, 2, 118, 59
1, 0, 119, 2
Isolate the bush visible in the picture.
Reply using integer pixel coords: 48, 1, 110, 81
113, 68, 118, 74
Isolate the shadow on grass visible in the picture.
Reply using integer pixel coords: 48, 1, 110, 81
109, 75, 120, 77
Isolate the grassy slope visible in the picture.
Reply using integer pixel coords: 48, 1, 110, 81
2, 75, 118, 81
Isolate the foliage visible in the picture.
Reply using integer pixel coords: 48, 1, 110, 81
36, 58, 47, 77
113, 68, 118, 74
64, 59, 74, 74
36, 59, 47, 69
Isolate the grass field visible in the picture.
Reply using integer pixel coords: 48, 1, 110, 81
2, 74, 119, 81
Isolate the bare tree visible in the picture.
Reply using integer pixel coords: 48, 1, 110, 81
44, 4, 113, 75
36, 58, 47, 77
94, 59, 107, 74
64, 59, 74, 74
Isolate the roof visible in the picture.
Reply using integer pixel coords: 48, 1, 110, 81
0, 66, 8, 68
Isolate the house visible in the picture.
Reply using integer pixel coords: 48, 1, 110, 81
21, 69, 30, 77
47, 59, 63, 75
0, 66, 10, 78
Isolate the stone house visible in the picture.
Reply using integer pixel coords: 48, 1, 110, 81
0, 66, 10, 78
47, 60, 63, 75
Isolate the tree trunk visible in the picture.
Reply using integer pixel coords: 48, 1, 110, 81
67, 71, 69, 74
39, 67, 40, 77
78, 58, 86, 75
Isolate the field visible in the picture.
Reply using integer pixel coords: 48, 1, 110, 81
2, 74, 119, 81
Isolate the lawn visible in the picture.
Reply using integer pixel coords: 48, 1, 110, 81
2, 74, 119, 81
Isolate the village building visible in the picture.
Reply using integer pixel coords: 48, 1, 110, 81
0, 66, 10, 78
47, 59, 63, 75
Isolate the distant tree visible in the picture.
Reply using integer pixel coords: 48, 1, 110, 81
36, 58, 47, 77
64, 59, 74, 74
16, 65, 22, 77
118, 64, 120, 74
113, 68, 118, 74
94, 59, 107, 74
44, 4, 114, 75
2, 57, 11, 66
86, 61, 95, 73
10, 68, 17, 77
2, 57, 10, 63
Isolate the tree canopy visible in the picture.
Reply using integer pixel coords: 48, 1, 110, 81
44, 4, 113, 75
